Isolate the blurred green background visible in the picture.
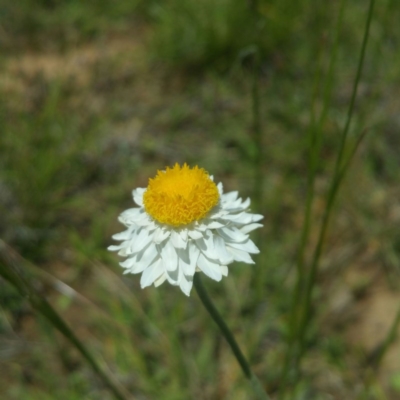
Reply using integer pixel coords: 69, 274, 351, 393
1, 0, 400, 399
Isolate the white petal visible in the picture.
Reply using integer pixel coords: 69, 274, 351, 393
153, 227, 170, 243
213, 234, 234, 264
179, 229, 188, 241
154, 273, 167, 287
227, 246, 254, 264
228, 239, 260, 254
220, 212, 253, 224
132, 188, 146, 206
204, 220, 224, 229
195, 222, 208, 232
209, 208, 225, 219
165, 268, 180, 285
117, 246, 130, 257
251, 214, 264, 222
171, 230, 187, 249
194, 236, 207, 252
195, 231, 218, 260
177, 248, 193, 276
217, 226, 248, 243
222, 197, 252, 212
119, 208, 147, 225
140, 259, 163, 288
135, 217, 155, 227
159, 240, 178, 271
130, 228, 153, 253
239, 223, 263, 234
240, 198, 251, 209
134, 243, 159, 272
222, 191, 239, 202
108, 244, 124, 252
120, 207, 141, 218
197, 254, 222, 281
220, 266, 228, 276
188, 241, 200, 274
188, 229, 204, 240
179, 275, 193, 296
217, 182, 223, 195
112, 226, 134, 241
119, 256, 137, 269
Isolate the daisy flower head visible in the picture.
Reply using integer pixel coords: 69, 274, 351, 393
108, 163, 263, 296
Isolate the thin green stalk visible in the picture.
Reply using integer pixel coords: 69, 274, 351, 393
251, 48, 263, 210
279, 1, 346, 396
295, 0, 375, 369
0, 240, 129, 400
334, 0, 375, 176
250, 48, 267, 301
193, 274, 270, 400
278, 61, 321, 400
279, 129, 366, 398
249, 0, 263, 214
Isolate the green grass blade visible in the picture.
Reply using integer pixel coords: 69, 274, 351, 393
0, 240, 129, 400
279, 0, 347, 395
296, 0, 376, 373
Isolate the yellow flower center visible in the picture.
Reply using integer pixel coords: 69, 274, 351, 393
143, 163, 219, 226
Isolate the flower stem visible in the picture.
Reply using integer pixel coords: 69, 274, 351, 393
193, 274, 270, 400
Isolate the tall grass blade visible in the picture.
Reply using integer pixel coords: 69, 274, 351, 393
296, 0, 376, 373
0, 240, 129, 400
279, 0, 347, 395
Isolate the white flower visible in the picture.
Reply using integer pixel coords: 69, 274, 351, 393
108, 163, 263, 296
